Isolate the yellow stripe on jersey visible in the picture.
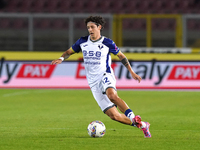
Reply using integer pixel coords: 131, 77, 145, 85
115, 50, 121, 55
70, 47, 76, 53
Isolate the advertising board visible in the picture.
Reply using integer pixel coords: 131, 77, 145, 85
0, 58, 200, 89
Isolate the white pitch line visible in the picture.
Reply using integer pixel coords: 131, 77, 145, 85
1, 89, 53, 98
2, 91, 29, 97
33, 89, 53, 93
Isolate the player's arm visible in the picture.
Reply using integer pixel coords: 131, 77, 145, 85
117, 51, 142, 83
51, 48, 75, 65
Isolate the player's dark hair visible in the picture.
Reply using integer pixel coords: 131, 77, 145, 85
85, 16, 106, 30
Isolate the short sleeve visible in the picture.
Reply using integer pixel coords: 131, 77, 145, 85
102, 38, 120, 55
71, 36, 88, 53
71, 38, 82, 53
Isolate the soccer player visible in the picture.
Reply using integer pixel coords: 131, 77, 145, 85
51, 16, 151, 138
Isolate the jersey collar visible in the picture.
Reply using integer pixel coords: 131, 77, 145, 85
89, 36, 103, 43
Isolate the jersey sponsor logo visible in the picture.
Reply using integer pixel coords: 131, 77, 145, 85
16, 64, 56, 78
84, 61, 101, 65
168, 65, 200, 80
76, 60, 118, 79
83, 50, 101, 57
83, 50, 101, 61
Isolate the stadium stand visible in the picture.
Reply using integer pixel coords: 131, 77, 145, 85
0, 0, 200, 50
0, 0, 200, 14
0, 0, 199, 30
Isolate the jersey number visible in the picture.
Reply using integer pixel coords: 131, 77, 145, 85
103, 77, 109, 84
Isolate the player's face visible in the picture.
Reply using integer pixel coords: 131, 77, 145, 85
87, 22, 101, 41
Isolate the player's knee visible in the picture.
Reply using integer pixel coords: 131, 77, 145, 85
107, 93, 118, 103
109, 113, 121, 121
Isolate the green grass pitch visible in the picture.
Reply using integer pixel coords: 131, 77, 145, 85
0, 89, 199, 150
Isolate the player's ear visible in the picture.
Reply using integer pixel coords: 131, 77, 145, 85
98, 25, 102, 30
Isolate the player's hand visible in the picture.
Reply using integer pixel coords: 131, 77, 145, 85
51, 59, 62, 65
131, 72, 142, 83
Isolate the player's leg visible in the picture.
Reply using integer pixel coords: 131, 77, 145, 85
106, 88, 140, 126
106, 87, 129, 113
104, 105, 132, 125
90, 83, 133, 126
106, 88, 151, 137
101, 73, 151, 137
101, 73, 139, 126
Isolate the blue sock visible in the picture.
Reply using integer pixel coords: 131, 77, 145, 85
124, 109, 135, 123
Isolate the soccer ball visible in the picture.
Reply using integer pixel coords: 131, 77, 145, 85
87, 120, 106, 138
